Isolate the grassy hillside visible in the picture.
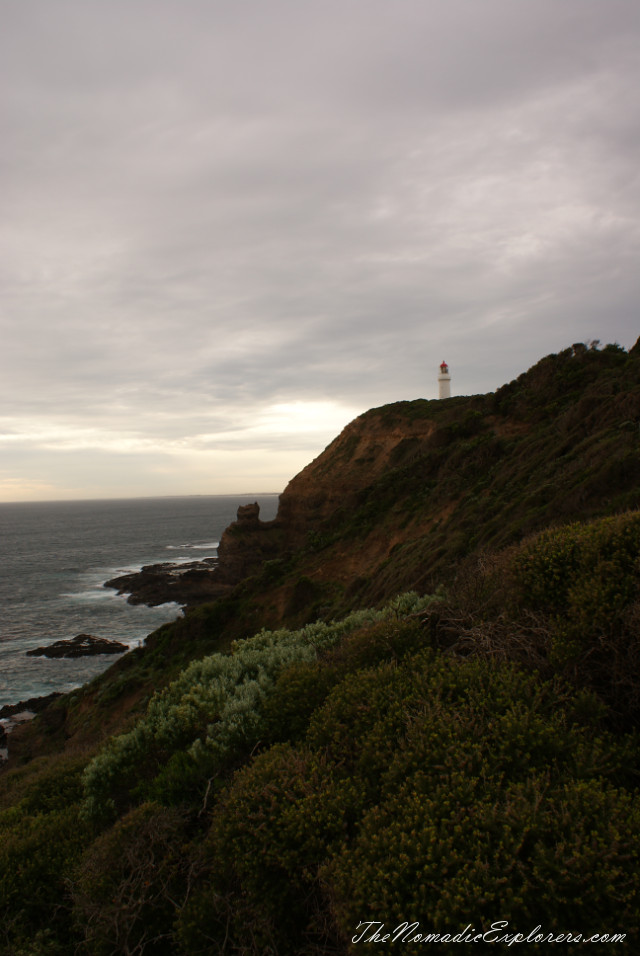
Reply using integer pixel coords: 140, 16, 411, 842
1, 339, 640, 954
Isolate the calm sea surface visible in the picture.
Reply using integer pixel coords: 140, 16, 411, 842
0, 495, 279, 709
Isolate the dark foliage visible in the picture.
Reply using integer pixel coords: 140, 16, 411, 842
2, 340, 640, 955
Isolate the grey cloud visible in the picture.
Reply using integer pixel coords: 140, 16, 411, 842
1, 1, 639, 497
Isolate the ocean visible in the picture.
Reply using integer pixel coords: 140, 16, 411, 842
0, 494, 279, 710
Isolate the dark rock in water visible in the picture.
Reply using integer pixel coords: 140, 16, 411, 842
104, 556, 229, 606
0, 693, 66, 767
103, 505, 281, 608
0, 692, 63, 719
26, 634, 128, 659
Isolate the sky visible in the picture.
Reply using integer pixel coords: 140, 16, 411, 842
1, 0, 639, 501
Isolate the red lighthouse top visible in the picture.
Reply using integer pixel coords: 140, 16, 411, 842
440, 361, 448, 372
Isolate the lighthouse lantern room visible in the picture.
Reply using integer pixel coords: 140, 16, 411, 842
438, 361, 451, 399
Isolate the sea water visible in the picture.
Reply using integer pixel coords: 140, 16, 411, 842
0, 495, 279, 709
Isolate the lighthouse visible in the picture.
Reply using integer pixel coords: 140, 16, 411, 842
438, 361, 451, 399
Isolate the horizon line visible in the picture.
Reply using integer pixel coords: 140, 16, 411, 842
0, 492, 283, 506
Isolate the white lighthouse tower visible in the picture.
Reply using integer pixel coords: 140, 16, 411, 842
438, 360, 451, 399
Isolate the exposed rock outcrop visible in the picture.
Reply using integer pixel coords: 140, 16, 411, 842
26, 634, 128, 658
0, 692, 63, 719
0, 693, 64, 765
215, 502, 282, 583
104, 504, 284, 607
101, 413, 467, 611
105, 557, 226, 606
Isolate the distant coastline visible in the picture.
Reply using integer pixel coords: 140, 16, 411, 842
0, 494, 280, 709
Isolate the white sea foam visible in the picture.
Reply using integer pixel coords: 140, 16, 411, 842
0, 494, 279, 708
169, 557, 218, 567
62, 588, 122, 603
166, 541, 219, 551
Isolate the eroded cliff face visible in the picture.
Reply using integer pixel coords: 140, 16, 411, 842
215, 501, 283, 585
156, 408, 440, 600
106, 407, 440, 609
210, 407, 441, 588
110, 342, 640, 620
212, 341, 640, 625
275, 409, 437, 547
196, 403, 456, 626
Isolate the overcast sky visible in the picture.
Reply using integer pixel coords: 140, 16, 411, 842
1, 0, 639, 501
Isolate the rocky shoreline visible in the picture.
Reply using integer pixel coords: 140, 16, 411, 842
103, 502, 282, 607
103, 556, 231, 606
0, 691, 63, 721
2, 503, 280, 764
0, 692, 63, 765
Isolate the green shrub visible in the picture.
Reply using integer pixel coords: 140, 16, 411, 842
0, 753, 86, 816
261, 659, 339, 744
178, 649, 639, 953
81, 593, 439, 820
0, 755, 92, 951
0, 805, 90, 950
72, 802, 190, 956
514, 512, 640, 622
329, 777, 640, 948
262, 616, 429, 745
510, 512, 640, 718
324, 657, 639, 945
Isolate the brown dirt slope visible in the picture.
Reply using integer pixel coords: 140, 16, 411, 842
214, 340, 640, 628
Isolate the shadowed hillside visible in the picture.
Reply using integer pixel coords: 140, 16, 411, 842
198, 338, 640, 628
7, 340, 640, 757
2, 339, 640, 955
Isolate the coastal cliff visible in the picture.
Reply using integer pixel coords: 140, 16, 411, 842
235, 339, 640, 616
109, 340, 640, 629
3, 340, 640, 955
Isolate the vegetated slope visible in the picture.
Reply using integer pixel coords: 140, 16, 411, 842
2, 339, 640, 955
3, 546, 640, 954
102, 337, 640, 622
212, 338, 640, 628
8, 339, 640, 762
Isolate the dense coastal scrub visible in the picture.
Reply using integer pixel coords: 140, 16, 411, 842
81, 592, 438, 821
1, 341, 640, 954
2, 542, 640, 953
183, 656, 638, 953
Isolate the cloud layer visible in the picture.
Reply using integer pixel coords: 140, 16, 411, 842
1, 1, 639, 499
